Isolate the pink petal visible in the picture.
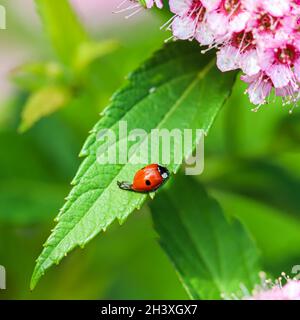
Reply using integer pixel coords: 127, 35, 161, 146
229, 11, 251, 33
195, 23, 214, 45
266, 64, 293, 88
294, 59, 300, 82
283, 281, 300, 300
145, 0, 154, 8
240, 50, 261, 76
262, 0, 290, 17
172, 16, 196, 40
169, 0, 192, 15
242, 74, 272, 105
207, 12, 228, 37
154, 0, 163, 9
201, 0, 222, 11
242, 0, 259, 12
217, 46, 240, 72
275, 84, 296, 97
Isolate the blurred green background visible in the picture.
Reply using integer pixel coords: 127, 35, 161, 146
1, 0, 300, 299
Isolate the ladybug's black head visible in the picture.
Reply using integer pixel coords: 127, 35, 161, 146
157, 165, 170, 180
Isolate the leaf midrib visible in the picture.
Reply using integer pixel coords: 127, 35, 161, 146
64, 71, 203, 205
84, 51, 208, 157
67, 59, 216, 214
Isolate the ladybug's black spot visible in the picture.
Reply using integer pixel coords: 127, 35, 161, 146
145, 180, 151, 186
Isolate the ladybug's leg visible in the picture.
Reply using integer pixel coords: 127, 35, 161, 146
117, 181, 133, 191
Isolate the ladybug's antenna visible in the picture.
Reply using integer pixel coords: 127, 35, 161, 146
117, 181, 133, 191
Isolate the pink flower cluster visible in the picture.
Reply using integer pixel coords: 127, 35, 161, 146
247, 272, 300, 300
160, 0, 300, 108
222, 272, 300, 300
249, 280, 300, 300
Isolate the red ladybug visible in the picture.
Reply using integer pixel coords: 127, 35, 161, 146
117, 164, 170, 193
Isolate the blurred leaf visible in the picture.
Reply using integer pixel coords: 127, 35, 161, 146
153, 0, 172, 20
30, 41, 236, 290
273, 151, 300, 179
212, 190, 300, 267
206, 158, 300, 217
0, 112, 81, 183
151, 176, 260, 300
0, 207, 186, 299
0, 180, 67, 225
19, 86, 71, 132
35, 0, 87, 65
73, 40, 119, 73
27, 116, 81, 181
0, 95, 27, 130
271, 113, 300, 152
0, 130, 55, 181
11, 62, 65, 91
219, 79, 292, 157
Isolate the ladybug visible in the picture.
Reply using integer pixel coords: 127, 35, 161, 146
117, 164, 170, 193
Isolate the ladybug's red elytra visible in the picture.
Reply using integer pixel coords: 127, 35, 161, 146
117, 164, 170, 193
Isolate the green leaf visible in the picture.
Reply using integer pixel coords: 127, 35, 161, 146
206, 158, 300, 217
30, 42, 236, 290
0, 179, 67, 225
0, 130, 52, 181
11, 62, 65, 91
138, 0, 147, 7
35, 0, 87, 65
151, 176, 261, 300
19, 86, 71, 133
211, 190, 300, 267
73, 40, 119, 73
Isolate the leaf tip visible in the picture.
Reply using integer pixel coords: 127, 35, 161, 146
79, 150, 88, 157
117, 216, 127, 225
30, 266, 41, 291
149, 192, 156, 200
18, 122, 29, 134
